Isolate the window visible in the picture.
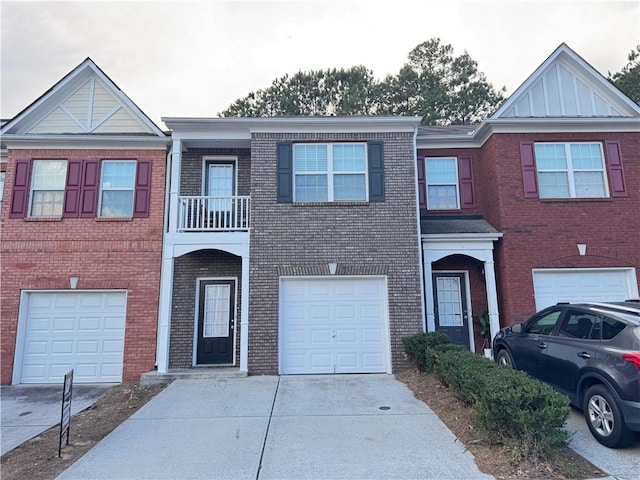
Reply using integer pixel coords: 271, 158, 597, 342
558, 311, 600, 339
293, 143, 367, 202
602, 316, 626, 340
534, 143, 608, 198
425, 157, 459, 210
29, 160, 68, 216
99, 160, 136, 217
0, 171, 5, 208
525, 309, 562, 335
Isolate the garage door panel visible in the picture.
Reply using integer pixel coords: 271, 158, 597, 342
280, 278, 389, 374
19, 291, 126, 384
533, 270, 632, 310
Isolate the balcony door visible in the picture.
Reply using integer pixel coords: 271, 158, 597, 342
205, 159, 236, 227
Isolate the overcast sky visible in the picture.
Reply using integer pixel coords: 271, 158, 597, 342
1, 0, 639, 127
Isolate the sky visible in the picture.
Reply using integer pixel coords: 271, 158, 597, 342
1, 0, 639, 128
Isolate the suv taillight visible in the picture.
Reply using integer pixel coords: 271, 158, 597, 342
621, 353, 640, 370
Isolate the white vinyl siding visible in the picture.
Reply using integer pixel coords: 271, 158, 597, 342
534, 143, 608, 198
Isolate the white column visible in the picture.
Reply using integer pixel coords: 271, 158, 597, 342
155, 251, 174, 373
239, 254, 250, 373
168, 139, 182, 233
422, 247, 435, 333
484, 258, 501, 344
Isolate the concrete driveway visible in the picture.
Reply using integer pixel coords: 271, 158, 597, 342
1, 384, 112, 455
57, 375, 494, 480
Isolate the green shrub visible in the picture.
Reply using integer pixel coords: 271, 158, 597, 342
423, 343, 466, 374
402, 332, 450, 371
436, 349, 495, 404
474, 366, 570, 459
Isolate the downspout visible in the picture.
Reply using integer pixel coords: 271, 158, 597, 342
413, 126, 426, 332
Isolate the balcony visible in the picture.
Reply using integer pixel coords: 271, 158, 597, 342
177, 196, 250, 232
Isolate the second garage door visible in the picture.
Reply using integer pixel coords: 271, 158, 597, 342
279, 277, 389, 374
18, 291, 127, 384
533, 269, 636, 311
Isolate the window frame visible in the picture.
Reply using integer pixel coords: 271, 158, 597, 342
0, 171, 5, 208
292, 142, 369, 203
425, 156, 460, 210
98, 159, 137, 218
28, 159, 68, 217
534, 142, 609, 199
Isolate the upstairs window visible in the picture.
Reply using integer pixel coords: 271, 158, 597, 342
425, 157, 459, 210
29, 160, 68, 217
534, 143, 608, 198
99, 160, 136, 217
293, 143, 367, 202
0, 171, 5, 209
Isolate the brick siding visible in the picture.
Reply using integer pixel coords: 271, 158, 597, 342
0, 149, 166, 384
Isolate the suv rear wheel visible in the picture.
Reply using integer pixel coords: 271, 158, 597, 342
583, 384, 634, 448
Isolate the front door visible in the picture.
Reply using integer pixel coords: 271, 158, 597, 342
197, 280, 235, 365
433, 273, 470, 348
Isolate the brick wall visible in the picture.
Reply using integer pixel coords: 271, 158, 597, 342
0, 149, 166, 384
170, 250, 242, 368
485, 132, 640, 324
180, 148, 251, 196
247, 132, 424, 374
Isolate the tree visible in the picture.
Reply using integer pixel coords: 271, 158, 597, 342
220, 38, 505, 125
609, 45, 640, 105
221, 66, 379, 117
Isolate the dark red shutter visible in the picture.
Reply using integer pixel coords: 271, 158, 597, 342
133, 160, 152, 217
63, 160, 82, 217
80, 161, 100, 217
458, 154, 476, 208
417, 157, 426, 210
10, 160, 31, 218
520, 141, 539, 198
276, 142, 293, 203
604, 141, 627, 197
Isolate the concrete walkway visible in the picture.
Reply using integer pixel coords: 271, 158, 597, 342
57, 375, 494, 480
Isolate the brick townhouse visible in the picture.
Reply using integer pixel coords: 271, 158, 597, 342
0, 59, 168, 384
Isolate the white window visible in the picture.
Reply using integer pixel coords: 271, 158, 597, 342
0, 171, 5, 208
29, 160, 68, 217
425, 157, 459, 210
99, 160, 136, 217
293, 143, 367, 202
534, 143, 608, 198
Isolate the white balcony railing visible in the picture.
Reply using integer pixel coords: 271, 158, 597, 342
177, 196, 250, 232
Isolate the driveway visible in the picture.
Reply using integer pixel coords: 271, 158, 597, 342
1, 384, 112, 455
57, 375, 494, 479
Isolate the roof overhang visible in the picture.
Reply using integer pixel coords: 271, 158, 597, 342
1, 134, 170, 150
422, 232, 503, 243
416, 117, 640, 149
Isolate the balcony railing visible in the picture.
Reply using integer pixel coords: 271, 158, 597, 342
177, 196, 250, 232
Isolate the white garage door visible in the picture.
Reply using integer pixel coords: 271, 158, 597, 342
280, 277, 389, 374
19, 291, 126, 384
533, 269, 635, 311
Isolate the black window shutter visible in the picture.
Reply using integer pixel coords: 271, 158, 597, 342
277, 142, 293, 203
368, 141, 385, 202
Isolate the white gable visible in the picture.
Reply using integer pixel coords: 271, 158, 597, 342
2, 58, 165, 137
493, 44, 640, 119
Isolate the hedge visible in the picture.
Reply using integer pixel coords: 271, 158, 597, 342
402, 332, 570, 459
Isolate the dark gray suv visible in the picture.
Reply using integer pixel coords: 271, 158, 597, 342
493, 301, 640, 448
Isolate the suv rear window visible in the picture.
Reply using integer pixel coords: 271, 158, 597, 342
602, 316, 626, 340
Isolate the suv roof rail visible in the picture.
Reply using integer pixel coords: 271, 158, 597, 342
586, 301, 640, 316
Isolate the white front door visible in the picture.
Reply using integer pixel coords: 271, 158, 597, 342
279, 277, 389, 374
17, 291, 126, 384
533, 269, 637, 310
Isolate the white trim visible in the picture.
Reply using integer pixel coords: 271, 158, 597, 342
202, 156, 238, 197
193, 277, 238, 367
2, 136, 169, 150
278, 275, 391, 375
424, 156, 460, 211
413, 127, 426, 332
12, 289, 128, 385
432, 270, 474, 352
